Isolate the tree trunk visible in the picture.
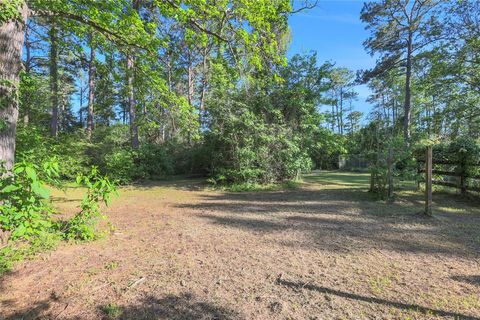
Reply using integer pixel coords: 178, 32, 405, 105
86, 36, 96, 140
127, 0, 140, 149
127, 54, 139, 149
79, 74, 85, 128
339, 87, 344, 135
403, 31, 413, 143
49, 20, 59, 137
0, 4, 28, 171
23, 22, 32, 125
331, 105, 335, 132
199, 46, 208, 112
187, 53, 195, 106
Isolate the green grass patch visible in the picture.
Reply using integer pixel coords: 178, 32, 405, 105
222, 179, 302, 192
100, 303, 123, 319
305, 170, 370, 188
0, 231, 60, 276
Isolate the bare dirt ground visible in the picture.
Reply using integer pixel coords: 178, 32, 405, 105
1, 171, 479, 320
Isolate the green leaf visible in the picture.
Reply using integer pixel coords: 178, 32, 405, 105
25, 166, 37, 182
31, 182, 50, 199
13, 224, 27, 238
1, 185, 20, 193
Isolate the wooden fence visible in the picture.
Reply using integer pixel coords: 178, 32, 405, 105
417, 146, 480, 215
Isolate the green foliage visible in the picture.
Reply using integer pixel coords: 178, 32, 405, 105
414, 137, 480, 185
0, 160, 58, 241
64, 167, 116, 241
414, 137, 480, 166
204, 54, 337, 184
0, 162, 116, 273
16, 126, 90, 179
102, 144, 174, 184
136, 144, 174, 178
0, 0, 24, 24
223, 179, 301, 192
103, 149, 139, 184
0, 231, 59, 275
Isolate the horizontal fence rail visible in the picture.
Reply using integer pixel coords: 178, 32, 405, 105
417, 152, 480, 195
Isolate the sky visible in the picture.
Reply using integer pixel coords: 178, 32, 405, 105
288, 0, 376, 117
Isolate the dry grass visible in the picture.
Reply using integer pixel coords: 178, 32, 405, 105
1, 171, 479, 320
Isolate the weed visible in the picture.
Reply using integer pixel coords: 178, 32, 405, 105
105, 260, 119, 270
100, 303, 122, 320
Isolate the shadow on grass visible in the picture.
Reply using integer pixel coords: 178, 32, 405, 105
1, 293, 241, 320
128, 177, 208, 192
50, 196, 83, 203
451, 275, 480, 287
105, 293, 241, 320
177, 171, 480, 257
277, 279, 480, 320
197, 211, 476, 256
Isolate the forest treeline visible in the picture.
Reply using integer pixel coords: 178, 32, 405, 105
0, 0, 479, 246
1, 0, 478, 186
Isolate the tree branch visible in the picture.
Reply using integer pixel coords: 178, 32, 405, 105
29, 9, 148, 50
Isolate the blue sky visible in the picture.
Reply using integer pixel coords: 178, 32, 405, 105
288, 0, 375, 116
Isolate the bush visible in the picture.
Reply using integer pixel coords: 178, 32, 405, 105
16, 126, 91, 179
102, 145, 174, 184
0, 161, 58, 243
103, 149, 140, 184
137, 144, 174, 178
64, 167, 117, 241
204, 106, 313, 185
0, 163, 116, 273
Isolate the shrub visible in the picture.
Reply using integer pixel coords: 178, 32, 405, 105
103, 149, 140, 184
0, 160, 58, 243
64, 167, 117, 241
16, 126, 91, 180
137, 144, 174, 178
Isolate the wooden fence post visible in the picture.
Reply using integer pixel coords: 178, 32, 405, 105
425, 146, 433, 216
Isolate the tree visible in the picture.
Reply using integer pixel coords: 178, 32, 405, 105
1, 0, 302, 170
49, 19, 59, 137
346, 111, 363, 135
361, 0, 441, 143
326, 67, 357, 135
0, 2, 28, 171
86, 34, 96, 140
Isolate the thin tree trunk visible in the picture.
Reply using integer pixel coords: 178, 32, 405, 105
403, 31, 413, 143
23, 23, 32, 125
0, 4, 28, 171
127, 54, 139, 149
199, 46, 208, 112
392, 97, 396, 125
79, 74, 85, 128
331, 105, 335, 132
187, 53, 194, 106
49, 20, 59, 137
339, 87, 344, 135
86, 35, 96, 140
127, 0, 140, 149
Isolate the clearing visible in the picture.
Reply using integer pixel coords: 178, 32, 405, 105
1, 171, 479, 319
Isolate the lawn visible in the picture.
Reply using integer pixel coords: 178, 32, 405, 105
1, 171, 479, 319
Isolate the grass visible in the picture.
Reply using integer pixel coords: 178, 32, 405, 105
218, 179, 302, 192
2, 171, 480, 319
100, 303, 123, 320
0, 231, 60, 275
304, 170, 371, 188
